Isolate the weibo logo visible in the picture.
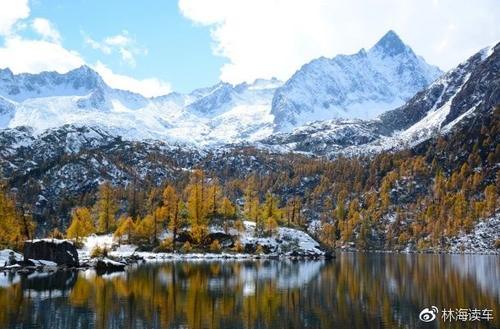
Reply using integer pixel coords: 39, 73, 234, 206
419, 306, 438, 322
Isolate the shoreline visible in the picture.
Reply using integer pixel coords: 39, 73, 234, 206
1, 249, 497, 278
334, 248, 499, 255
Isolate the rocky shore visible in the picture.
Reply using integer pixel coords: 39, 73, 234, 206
1, 224, 333, 276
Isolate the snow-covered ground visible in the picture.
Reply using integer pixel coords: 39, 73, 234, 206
78, 234, 137, 262
0, 249, 23, 266
0, 248, 59, 268
78, 221, 324, 263
447, 214, 499, 254
240, 221, 324, 255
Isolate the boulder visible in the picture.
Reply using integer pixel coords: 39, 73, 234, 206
244, 243, 257, 254
0, 249, 22, 267
243, 242, 273, 254
323, 250, 335, 260
23, 239, 79, 266
204, 232, 234, 248
176, 231, 194, 244
95, 258, 126, 274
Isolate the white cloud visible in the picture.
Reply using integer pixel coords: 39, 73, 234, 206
0, 0, 171, 98
84, 30, 147, 67
32, 18, 61, 43
179, 0, 500, 84
0, 36, 84, 73
104, 33, 130, 47
0, 35, 172, 96
83, 34, 112, 54
0, 0, 30, 36
0, 34, 171, 97
94, 61, 172, 97
0, 4, 81, 74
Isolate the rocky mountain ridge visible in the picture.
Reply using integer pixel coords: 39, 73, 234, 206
0, 31, 441, 146
271, 30, 442, 131
261, 43, 499, 158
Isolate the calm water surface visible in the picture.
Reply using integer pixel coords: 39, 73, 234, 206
0, 253, 498, 329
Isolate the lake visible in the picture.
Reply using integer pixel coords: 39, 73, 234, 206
0, 253, 498, 329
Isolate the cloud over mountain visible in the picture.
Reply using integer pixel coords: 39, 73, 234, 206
179, 0, 499, 84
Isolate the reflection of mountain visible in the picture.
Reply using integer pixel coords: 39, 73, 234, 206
155, 260, 325, 292
238, 260, 324, 292
316, 253, 500, 328
0, 257, 498, 329
449, 254, 500, 297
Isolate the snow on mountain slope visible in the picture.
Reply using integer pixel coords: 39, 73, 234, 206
342, 43, 499, 156
0, 30, 443, 147
271, 30, 442, 131
4, 31, 493, 157
258, 42, 499, 158
0, 65, 282, 145
146, 79, 281, 145
259, 119, 385, 156
0, 30, 450, 148
0, 66, 105, 101
0, 96, 15, 127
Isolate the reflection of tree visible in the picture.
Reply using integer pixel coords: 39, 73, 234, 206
0, 283, 24, 326
0, 257, 498, 328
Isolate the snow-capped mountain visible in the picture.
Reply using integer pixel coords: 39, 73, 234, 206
0, 65, 105, 101
0, 65, 282, 145
0, 32, 500, 161
262, 42, 499, 157
0, 30, 443, 146
271, 30, 442, 131
349, 42, 499, 155
1, 30, 495, 157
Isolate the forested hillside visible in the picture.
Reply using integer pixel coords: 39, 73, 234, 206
1, 105, 497, 251
0, 40, 498, 253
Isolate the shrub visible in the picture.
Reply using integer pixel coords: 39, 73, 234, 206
210, 239, 221, 253
255, 244, 264, 255
235, 220, 245, 233
265, 217, 278, 236
90, 245, 108, 258
494, 239, 500, 249
232, 240, 244, 253
49, 228, 65, 239
181, 241, 192, 253
155, 237, 174, 253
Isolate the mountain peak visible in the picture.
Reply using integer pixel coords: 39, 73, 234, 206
67, 65, 102, 80
371, 30, 408, 56
271, 30, 442, 131
65, 65, 106, 91
0, 68, 14, 80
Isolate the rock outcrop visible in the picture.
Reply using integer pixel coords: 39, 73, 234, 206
204, 232, 234, 248
23, 239, 79, 266
95, 258, 126, 273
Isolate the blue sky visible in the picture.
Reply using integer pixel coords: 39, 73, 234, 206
26, 0, 225, 93
1, 0, 499, 97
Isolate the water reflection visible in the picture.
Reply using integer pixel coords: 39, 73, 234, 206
0, 253, 498, 329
